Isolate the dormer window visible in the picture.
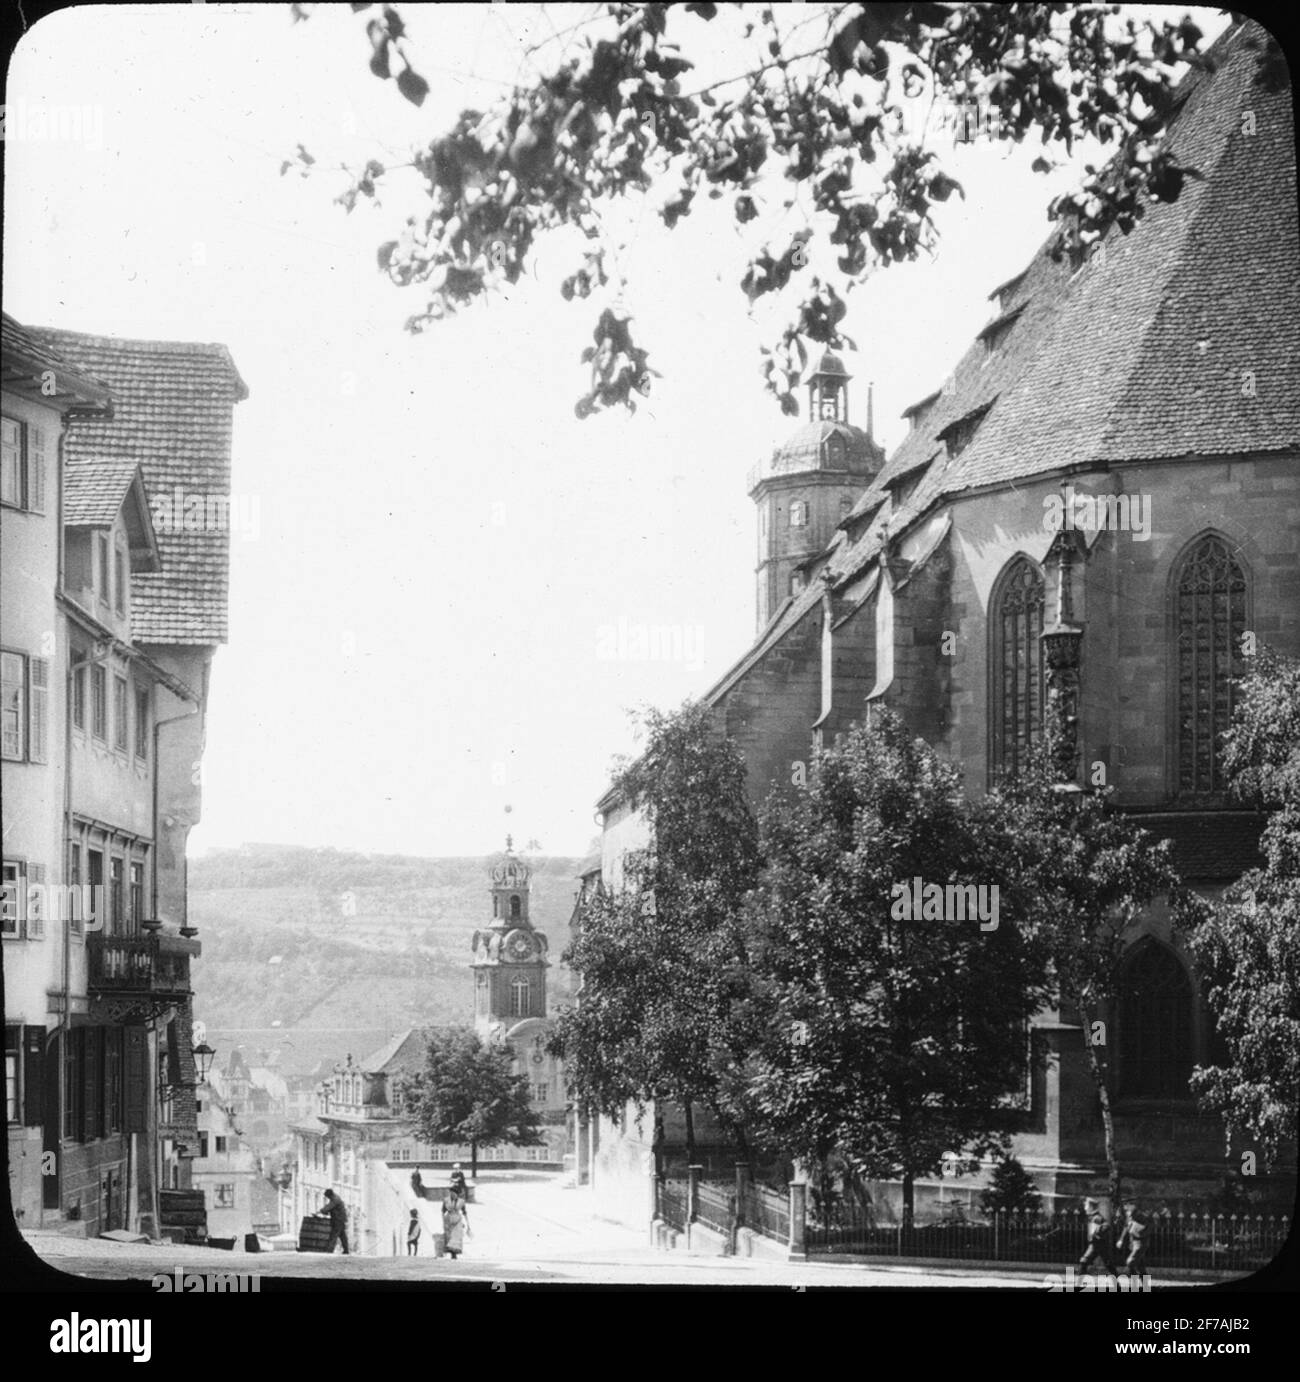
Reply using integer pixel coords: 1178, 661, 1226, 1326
938, 402, 994, 459
789, 500, 808, 528
977, 305, 1025, 362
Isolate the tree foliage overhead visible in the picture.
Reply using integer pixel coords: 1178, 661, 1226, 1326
289, 2, 1229, 416
1188, 648, 1300, 1169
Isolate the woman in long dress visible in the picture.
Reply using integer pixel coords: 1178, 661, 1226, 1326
442, 1191, 470, 1259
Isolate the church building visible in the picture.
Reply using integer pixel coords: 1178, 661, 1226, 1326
581, 18, 1298, 1224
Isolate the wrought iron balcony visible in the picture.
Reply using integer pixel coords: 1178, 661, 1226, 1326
87, 931, 199, 1000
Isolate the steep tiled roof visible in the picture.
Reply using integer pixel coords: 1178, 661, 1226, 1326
63, 456, 141, 526
357, 1028, 432, 1076
828, 19, 1298, 587
2, 313, 113, 408
33, 327, 247, 644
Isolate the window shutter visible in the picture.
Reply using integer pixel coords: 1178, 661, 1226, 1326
25, 863, 45, 938
28, 426, 47, 514
124, 1025, 147, 1133
23, 1026, 44, 1127
29, 658, 49, 764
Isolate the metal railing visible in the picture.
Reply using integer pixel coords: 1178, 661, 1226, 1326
694, 1181, 736, 1237
87, 933, 196, 995
739, 1181, 790, 1243
658, 1178, 689, 1233
805, 1205, 1291, 1271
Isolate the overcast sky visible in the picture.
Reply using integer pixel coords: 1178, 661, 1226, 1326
3, 3, 1226, 861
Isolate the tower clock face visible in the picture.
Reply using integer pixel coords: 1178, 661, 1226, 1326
505, 929, 533, 961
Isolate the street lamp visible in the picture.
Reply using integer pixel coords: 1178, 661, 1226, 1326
194, 1042, 216, 1083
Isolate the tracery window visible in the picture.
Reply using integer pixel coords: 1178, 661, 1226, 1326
990, 556, 1045, 776
1174, 534, 1248, 797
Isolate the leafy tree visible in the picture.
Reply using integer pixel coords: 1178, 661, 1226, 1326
397, 1025, 543, 1177
288, 2, 1234, 415
750, 710, 1053, 1224
1188, 648, 1300, 1170
551, 700, 762, 1162
979, 1153, 1041, 1217
985, 741, 1185, 1211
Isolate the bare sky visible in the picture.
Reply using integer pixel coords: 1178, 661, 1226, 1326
3, 3, 1226, 860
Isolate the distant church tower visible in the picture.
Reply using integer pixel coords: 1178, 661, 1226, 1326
748, 351, 884, 630
471, 837, 549, 1039
469, 838, 567, 1153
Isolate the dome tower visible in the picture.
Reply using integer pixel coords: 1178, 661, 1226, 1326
747, 351, 883, 630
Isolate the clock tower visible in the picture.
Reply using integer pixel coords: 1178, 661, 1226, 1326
470, 837, 550, 1040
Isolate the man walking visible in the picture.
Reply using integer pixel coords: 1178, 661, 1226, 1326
1116, 1200, 1148, 1279
322, 1189, 350, 1255
1078, 1198, 1118, 1284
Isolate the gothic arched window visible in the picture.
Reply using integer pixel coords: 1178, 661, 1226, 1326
1173, 533, 1248, 798
789, 499, 808, 528
511, 977, 530, 1017
990, 556, 1045, 777
1117, 940, 1193, 1099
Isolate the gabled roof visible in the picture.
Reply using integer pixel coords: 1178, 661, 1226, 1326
33, 326, 247, 645
357, 1029, 431, 1076
2, 313, 113, 410
63, 458, 163, 572
829, 19, 1298, 588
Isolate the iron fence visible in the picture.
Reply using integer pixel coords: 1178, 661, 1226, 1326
805, 1205, 1291, 1272
739, 1181, 791, 1243
695, 1181, 736, 1237
657, 1177, 689, 1233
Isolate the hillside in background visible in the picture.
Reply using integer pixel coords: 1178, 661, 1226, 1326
189, 844, 590, 1037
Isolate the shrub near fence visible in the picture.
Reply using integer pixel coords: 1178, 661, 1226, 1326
805, 1206, 1291, 1272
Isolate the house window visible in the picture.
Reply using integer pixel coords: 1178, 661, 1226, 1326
990, 556, 1045, 777
129, 862, 144, 927
1, 417, 44, 512
214, 1182, 236, 1207
1, 653, 25, 761
198, 1132, 209, 1158
1117, 941, 1194, 1099
113, 676, 128, 751
135, 686, 149, 759
114, 547, 126, 616
72, 664, 87, 731
91, 666, 107, 740
4, 1026, 19, 1123
511, 977, 530, 1017
215, 1135, 228, 1153
510, 894, 521, 920
109, 858, 124, 935
97, 534, 110, 607
0, 652, 43, 762
533, 1082, 548, 1102
789, 499, 808, 528
68, 843, 83, 936
1, 417, 22, 507
1174, 533, 1248, 798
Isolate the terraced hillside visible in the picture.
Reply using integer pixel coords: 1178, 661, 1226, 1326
188, 844, 589, 1033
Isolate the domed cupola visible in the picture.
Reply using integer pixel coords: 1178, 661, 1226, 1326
748, 351, 883, 630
